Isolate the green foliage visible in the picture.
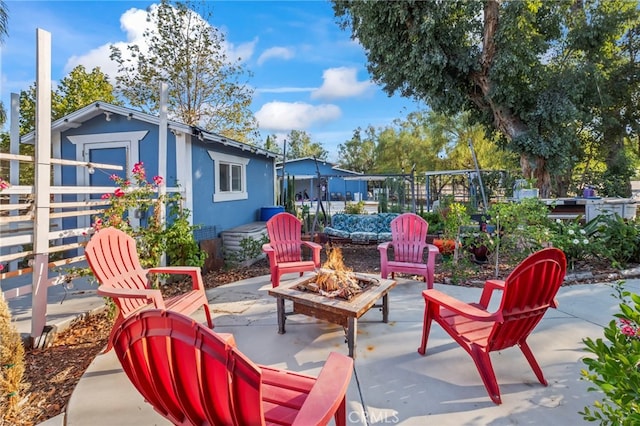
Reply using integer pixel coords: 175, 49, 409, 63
92, 162, 205, 270
589, 215, 640, 268
487, 198, 552, 261
344, 201, 365, 214
19, 65, 118, 135
110, 0, 257, 142
224, 234, 269, 268
333, 1, 640, 197
442, 202, 472, 240
377, 193, 388, 213
283, 130, 328, 160
580, 282, 640, 425
284, 175, 296, 214
420, 212, 444, 235
337, 126, 377, 173
548, 218, 606, 268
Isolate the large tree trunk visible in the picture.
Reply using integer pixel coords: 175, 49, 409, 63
469, 0, 551, 197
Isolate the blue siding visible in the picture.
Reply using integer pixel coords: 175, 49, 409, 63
190, 144, 275, 235
55, 106, 276, 239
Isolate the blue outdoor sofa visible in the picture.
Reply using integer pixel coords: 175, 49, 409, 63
323, 213, 400, 243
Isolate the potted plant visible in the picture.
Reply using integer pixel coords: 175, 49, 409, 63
513, 176, 539, 200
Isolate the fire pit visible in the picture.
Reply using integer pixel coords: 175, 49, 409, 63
296, 247, 379, 301
268, 247, 397, 358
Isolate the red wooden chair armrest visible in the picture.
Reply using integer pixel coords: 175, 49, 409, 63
97, 285, 165, 309
147, 266, 205, 291
478, 279, 506, 309
301, 241, 322, 264
262, 243, 276, 262
377, 242, 392, 267
290, 352, 354, 426
422, 289, 501, 322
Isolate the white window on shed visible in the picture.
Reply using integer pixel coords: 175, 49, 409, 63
208, 151, 249, 202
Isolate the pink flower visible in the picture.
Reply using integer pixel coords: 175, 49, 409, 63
114, 188, 125, 198
0, 264, 4, 272
123, 180, 131, 187
92, 218, 103, 231
101, 193, 111, 200
153, 175, 164, 186
0, 178, 10, 190
132, 162, 145, 176
109, 174, 119, 181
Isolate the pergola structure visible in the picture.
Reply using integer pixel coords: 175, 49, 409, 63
425, 169, 493, 212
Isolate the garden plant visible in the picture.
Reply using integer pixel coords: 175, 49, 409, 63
581, 282, 640, 425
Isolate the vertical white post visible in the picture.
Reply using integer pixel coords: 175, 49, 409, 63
158, 83, 168, 266
31, 28, 52, 345
9, 93, 20, 271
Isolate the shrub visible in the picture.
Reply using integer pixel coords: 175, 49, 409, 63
0, 294, 25, 421
224, 234, 269, 268
580, 282, 640, 425
548, 218, 606, 269
95, 162, 205, 269
591, 215, 640, 268
487, 198, 551, 262
344, 201, 365, 214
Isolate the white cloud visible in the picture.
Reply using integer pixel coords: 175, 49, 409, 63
255, 101, 341, 131
64, 4, 255, 81
311, 67, 374, 100
225, 37, 258, 63
64, 6, 152, 79
257, 46, 294, 65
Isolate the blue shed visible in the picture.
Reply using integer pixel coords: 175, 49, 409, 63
277, 157, 368, 202
20, 102, 279, 241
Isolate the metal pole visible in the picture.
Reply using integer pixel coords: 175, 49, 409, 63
468, 138, 488, 212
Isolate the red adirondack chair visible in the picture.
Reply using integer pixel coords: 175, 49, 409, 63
378, 213, 439, 288
262, 212, 322, 287
85, 227, 213, 353
113, 309, 354, 426
418, 247, 567, 404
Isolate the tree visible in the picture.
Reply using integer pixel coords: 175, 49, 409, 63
10, 65, 117, 185
284, 130, 328, 160
110, 0, 257, 143
337, 126, 376, 173
333, 0, 640, 197
262, 134, 282, 155
19, 65, 118, 134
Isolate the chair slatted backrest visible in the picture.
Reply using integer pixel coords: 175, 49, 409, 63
266, 212, 304, 263
113, 310, 249, 426
390, 213, 429, 263
489, 248, 567, 351
85, 227, 150, 316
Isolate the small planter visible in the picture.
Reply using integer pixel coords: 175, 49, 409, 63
469, 245, 490, 264
433, 238, 458, 255
514, 188, 539, 200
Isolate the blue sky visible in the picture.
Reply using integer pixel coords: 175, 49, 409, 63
1, 0, 423, 160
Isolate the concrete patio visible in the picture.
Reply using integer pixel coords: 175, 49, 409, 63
24, 273, 635, 426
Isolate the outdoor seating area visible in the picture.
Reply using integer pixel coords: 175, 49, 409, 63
55, 272, 635, 425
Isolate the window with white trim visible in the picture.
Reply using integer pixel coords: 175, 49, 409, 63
208, 151, 249, 202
